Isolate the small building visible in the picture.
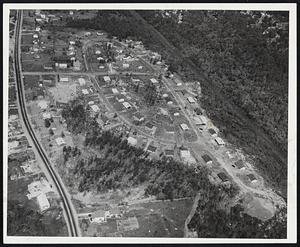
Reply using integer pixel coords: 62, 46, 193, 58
103, 76, 111, 83
215, 137, 225, 146
247, 174, 258, 183
234, 160, 246, 170
42, 112, 51, 120
82, 89, 89, 95
37, 193, 50, 212
59, 76, 69, 83
91, 105, 100, 113
112, 88, 119, 94
55, 137, 66, 146
69, 40, 75, 45
122, 102, 131, 109
202, 154, 212, 165
127, 136, 137, 146
208, 128, 217, 136
180, 149, 196, 164
145, 122, 154, 130
78, 78, 86, 86
147, 145, 157, 153
150, 78, 158, 84
194, 116, 206, 126
165, 126, 175, 134
33, 33, 39, 39
90, 210, 110, 223
164, 149, 174, 157
218, 172, 229, 182
187, 96, 196, 104
133, 112, 145, 122
180, 123, 189, 131
174, 112, 180, 117
73, 60, 81, 71
123, 63, 130, 69
95, 50, 101, 55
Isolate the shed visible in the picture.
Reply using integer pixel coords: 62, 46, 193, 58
202, 154, 212, 164
180, 123, 189, 131
218, 172, 229, 182
215, 137, 225, 146
122, 102, 131, 109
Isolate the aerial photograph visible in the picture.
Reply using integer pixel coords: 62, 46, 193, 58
4, 6, 294, 241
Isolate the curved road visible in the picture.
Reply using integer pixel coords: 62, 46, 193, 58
14, 10, 80, 237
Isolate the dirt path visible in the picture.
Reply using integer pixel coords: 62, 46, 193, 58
184, 192, 200, 238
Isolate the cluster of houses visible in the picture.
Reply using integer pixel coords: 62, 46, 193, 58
87, 207, 123, 224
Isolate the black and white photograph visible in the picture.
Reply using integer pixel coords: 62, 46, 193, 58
2, 3, 297, 244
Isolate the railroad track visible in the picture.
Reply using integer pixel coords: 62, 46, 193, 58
14, 10, 79, 237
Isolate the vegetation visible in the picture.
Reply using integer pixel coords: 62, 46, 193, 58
65, 10, 288, 196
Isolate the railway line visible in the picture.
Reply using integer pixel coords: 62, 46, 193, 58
14, 10, 80, 237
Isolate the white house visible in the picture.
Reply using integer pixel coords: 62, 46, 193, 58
91, 105, 100, 113
59, 76, 69, 82
180, 149, 196, 164
127, 136, 137, 146
122, 102, 131, 109
55, 137, 66, 146
150, 78, 158, 84
82, 89, 89, 95
42, 112, 51, 120
78, 78, 86, 86
37, 193, 50, 212
215, 137, 225, 146
187, 96, 196, 104
180, 123, 189, 131
112, 88, 119, 94
103, 76, 111, 83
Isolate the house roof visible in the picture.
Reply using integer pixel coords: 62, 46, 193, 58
234, 160, 245, 169
202, 154, 212, 163
145, 122, 154, 129
147, 145, 157, 152
134, 112, 144, 120
247, 174, 257, 181
165, 149, 174, 156
218, 172, 229, 182
165, 126, 175, 132
208, 128, 216, 135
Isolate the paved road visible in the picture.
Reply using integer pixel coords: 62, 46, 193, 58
22, 71, 151, 76
14, 10, 80, 237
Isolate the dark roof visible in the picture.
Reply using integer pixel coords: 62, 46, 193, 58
165, 126, 175, 132
218, 172, 229, 182
234, 160, 245, 169
134, 112, 144, 120
202, 154, 212, 163
208, 128, 216, 135
247, 174, 257, 181
165, 149, 174, 156
145, 122, 154, 129
147, 145, 157, 152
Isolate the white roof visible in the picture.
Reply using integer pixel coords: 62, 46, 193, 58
123, 63, 130, 68
150, 78, 158, 84
88, 101, 94, 105
180, 123, 189, 130
103, 76, 111, 82
91, 104, 100, 112
59, 77, 69, 82
215, 137, 225, 145
174, 112, 180, 116
127, 136, 137, 146
82, 89, 89, 95
187, 96, 196, 103
38, 100, 48, 109
37, 193, 50, 212
112, 88, 119, 94
122, 102, 131, 109
78, 78, 86, 86
42, 112, 51, 119
55, 137, 66, 146
180, 150, 196, 164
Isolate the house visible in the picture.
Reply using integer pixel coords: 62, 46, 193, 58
145, 122, 154, 130
112, 88, 119, 94
187, 96, 196, 104
84, 32, 91, 36
90, 210, 110, 223
37, 193, 50, 212
180, 149, 196, 164
78, 78, 86, 86
234, 160, 246, 170
218, 172, 229, 182
42, 112, 51, 120
38, 100, 48, 110
73, 60, 81, 71
91, 105, 100, 113
202, 154, 212, 165
174, 112, 180, 117
247, 174, 258, 183
55, 137, 66, 146
123, 63, 130, 69
215, 137, 225, 146
95, 50, 101, 55
127, 136, 137, 146
103, 76, 111, 83
165, 149, 174, 157
133, 112, 145, 122
180, 123, 189, 131
194, 116, 206, 126
208, 128, 217, 136
82, 89, 89, 95
59, 76, 69, 83
33, 33, 39, 39
147, 145, 157, 153
69, 40, 75, 45
150, 78, 158, 84
122, 102, 131, 109
165, 126, 175, 134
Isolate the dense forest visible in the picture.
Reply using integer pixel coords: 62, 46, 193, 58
65, 10, 288, 196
